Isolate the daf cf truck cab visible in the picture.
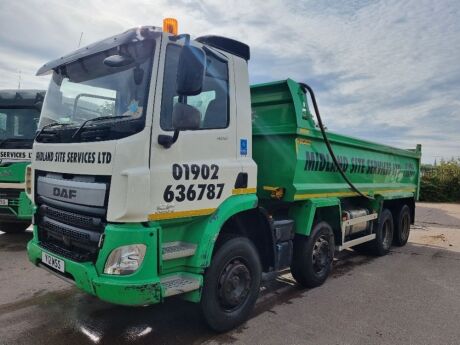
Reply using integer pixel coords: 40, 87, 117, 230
0, 90, 44, 233
27, 20, 421, 331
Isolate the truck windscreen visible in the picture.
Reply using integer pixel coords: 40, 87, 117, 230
38, 40, 155, 142
0, 108, 40, 149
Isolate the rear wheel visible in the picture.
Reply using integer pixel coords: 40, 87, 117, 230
393, 205, 411, 246
291, 221, 335, 288
369, 208, 393, 256
0, 222, 30, 233
201, 237, 261, 332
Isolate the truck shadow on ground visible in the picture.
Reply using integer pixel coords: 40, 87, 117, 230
2, 248, 379, 345
0, 231, 32, 252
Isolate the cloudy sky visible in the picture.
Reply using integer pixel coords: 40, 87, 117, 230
1, 0, 459, 163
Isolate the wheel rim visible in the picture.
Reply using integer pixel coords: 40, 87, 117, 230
312, 235, 332, 275
401, 213, 410, 241
217, 258, 252, 312
382, 220, 393, 249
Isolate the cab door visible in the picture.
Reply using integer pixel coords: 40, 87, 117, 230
149, 39, 240, 221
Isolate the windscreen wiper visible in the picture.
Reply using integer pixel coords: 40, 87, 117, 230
71, 115, 132, 139
0, 138, 30, 148
35, 122, 73, 140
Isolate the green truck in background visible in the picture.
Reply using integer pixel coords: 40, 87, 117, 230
0, 90, 44, 233
27, 23, 421, 332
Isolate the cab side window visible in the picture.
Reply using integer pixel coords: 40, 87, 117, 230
0, 113, 6, 132
161, 44, 229, 130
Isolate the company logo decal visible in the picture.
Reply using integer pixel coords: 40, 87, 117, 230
53, 187, 77, 200
0, 150, 32, 164
35, 151, 112, 164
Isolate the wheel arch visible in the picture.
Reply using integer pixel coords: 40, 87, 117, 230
188, 194, 263, 269
214, 207, 276, 272
289, 198, 342, 244
383, 197, 415, 225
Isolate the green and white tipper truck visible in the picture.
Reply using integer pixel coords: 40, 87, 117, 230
0, 90, 43, 233
27, 22, 421, 331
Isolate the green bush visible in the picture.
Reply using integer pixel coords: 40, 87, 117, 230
419, 159, 460, 202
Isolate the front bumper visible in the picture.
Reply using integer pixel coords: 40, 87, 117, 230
27, 223, 163, 306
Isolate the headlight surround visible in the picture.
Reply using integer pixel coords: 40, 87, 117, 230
104, 244, 146, 275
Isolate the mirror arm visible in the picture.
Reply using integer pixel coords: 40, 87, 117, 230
158, 130, 180, 149
170, 34, 190, 45
178, 95, 188, 103
158, 93, 188, 149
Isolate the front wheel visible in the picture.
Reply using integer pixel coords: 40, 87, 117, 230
0, 222, 30, 233
291, 221, 335, 288
201, 237, 261, 332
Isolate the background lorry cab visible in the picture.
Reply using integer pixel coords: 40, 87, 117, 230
0, 90, 44, 233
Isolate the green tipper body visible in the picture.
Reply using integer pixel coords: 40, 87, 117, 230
0, 162, 33, 221
251, 79, 421, 202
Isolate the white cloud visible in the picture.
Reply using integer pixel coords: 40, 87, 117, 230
0, 0, 459, 163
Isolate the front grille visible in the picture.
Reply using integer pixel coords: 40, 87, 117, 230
0, 189, 21, 199
0, 188, 21, 215
38, 205, 106, 262
0, 208, 14, 215
40, 241, 94, 262
41, 205, 102, 230
35, 171, 110, 263
42, 218, 91, 242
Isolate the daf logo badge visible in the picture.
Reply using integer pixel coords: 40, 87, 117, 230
53, 187, 77, 199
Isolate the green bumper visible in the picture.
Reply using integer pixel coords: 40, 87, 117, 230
27, 223, 163, 306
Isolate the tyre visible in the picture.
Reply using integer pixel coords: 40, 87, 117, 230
0, 222, 30, 233
201, 237, 261, 332
369, 208, 394, 256
393, 205, 411, 247
291, 221, 335, 288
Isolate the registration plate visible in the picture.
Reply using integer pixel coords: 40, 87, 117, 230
0, 199, 8, 206
42, 252, 65, 273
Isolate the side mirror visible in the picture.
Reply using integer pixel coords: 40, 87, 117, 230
172, 103, 201, 130
176, 45, 206, 96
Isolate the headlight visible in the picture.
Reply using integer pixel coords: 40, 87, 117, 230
104, 244, 146, 275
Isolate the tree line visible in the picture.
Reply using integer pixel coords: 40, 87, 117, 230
420, 159, 460, 202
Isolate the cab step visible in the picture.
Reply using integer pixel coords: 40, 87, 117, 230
162, 241, 197, 261
161, 274, 201, 297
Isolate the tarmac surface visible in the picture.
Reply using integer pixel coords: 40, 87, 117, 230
0, 202, 459, 345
